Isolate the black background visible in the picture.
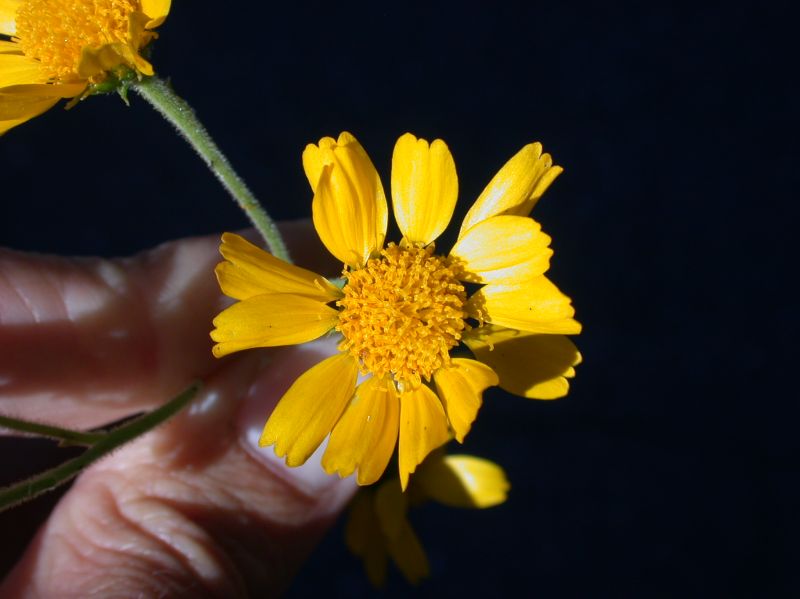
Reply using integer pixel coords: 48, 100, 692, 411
1, 1, 796, 597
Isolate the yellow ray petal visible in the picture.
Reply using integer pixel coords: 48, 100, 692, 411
433, 359, 498, 442
375, 479, 408, 541
449, 215, 553, 284
78, 43, 132, 79
391, 133, 458, 246
210, 293, 338, 357
398, 385, 450, 490
304, 132, 388, 268
345, 491, 388, 588
387, 521, 429, 585
140, 0, 171, 28
466, 277, 582, 334
0, 93, 59, 135
460, 142, 562, 235
260, 352, 358, 467
415, 454, 510, 508
0, 40, 20, 54
0, 82, 86, 97
373, 481, 429, 584
322, 375, 400, 486
0, 0, 20, 36
463, 325, 581, 399
0, 53, 49, 87
215, 232, 341, 302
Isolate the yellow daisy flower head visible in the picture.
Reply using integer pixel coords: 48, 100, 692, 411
211, 132, 582, 489
0, 0, 171, 134
346, 451, 510, 587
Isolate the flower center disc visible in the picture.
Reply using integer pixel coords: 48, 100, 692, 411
15, 0, 138, 80
337, 244, 467, 390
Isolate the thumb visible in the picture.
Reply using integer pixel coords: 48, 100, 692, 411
1, 338, 356, 598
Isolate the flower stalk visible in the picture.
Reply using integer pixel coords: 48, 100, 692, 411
0, 415, 104, 447
0, 381, 201, 513
133, 76, 291, 262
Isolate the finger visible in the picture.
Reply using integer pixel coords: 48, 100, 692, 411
1, 338, 356, 597
0, 220, 337, 428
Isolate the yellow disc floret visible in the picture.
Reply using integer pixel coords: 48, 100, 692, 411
15, 0, 142, 81
337, 244, 468, 390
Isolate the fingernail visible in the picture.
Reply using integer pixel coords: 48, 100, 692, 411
237, 338, 355, 499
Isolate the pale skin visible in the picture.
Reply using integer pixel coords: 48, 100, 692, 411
0, 221, 355, 598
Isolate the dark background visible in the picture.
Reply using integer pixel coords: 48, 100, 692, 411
1, 1, 796, 596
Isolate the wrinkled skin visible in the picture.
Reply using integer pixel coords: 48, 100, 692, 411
0, 221, 355, 598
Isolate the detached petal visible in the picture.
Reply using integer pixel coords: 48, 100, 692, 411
433, 359, 498, 442
210, 293, 338, 357
466, 277, 581, 334
415, 454, 510, 508
391, 133, 458, 246
463, 325, 581, 399
449, 215, 552, 284
304, 132, 388, 268
460, 142, 562, 235
323, 375, 400, 486
0, 0, 20, 36
215, 232, 341, 302
398, 385, 450, 490
260, 352, 358, 467
140, 0, 171, 28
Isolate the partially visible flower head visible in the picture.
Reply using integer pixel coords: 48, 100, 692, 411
211, 132, 582, 489
0, 0, 171, 134
346, 452, 510, 586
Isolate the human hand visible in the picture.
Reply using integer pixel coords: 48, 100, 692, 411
0, 221, 355, 598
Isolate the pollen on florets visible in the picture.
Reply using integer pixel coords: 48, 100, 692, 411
15, 0, 141, 81
337, 243, 468, 390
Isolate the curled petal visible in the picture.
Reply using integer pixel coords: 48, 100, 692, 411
260, 353, 358, 467
433, 359, 498, 442
215, 232, 340, 302
466, 277, 581, 334
464, 325, 581, 399
78, 43, 138, 79
210, 293, 338, 357
449, 215, 552, 283
398, 385, 450, 490
460, 142, 562, 235
322, 375, 400, 486
304, 132, 388, 268
391, 133, 458, 246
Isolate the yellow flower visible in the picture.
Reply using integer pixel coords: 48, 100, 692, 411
211, 132, 581, 489
346, 451, 510, 587
0, 0, 170, 134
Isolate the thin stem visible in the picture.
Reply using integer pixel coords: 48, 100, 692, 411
0, 382, 201, 513
0, 415, 104, 447
133, 76, 291, 262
